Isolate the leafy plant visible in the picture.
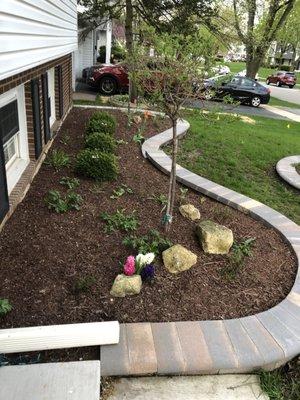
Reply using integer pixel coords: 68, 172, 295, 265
100, 209, 139, 233
45, 149, 70, 171
179, 188, 188, 205
45, 190, 83, 213
73, 276, 96, 294
66, 192, 83, 211
60, 133, 70, 145
116, 139, 128, 145
133, 132, 145, 145
222, 237, 256, 280
0, 299, 12, 316
75, 149, 118, 181
86, 112, 116, 136
60, 177, 80, 190
232, 237, 256, 257
148, 193, 168, 211
85, 132, 116, 153
45, 190, 68, 213
110, 184, 133, 199
123, 229, 172, 255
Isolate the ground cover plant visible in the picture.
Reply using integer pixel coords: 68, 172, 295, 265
260, 358, 300, 400
176, 110, 300, 224
0, 107, 296, 331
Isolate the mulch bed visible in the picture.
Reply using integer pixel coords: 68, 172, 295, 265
0, 107, 297, 331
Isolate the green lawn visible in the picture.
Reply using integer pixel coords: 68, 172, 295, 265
224, 61, 300, 81
176, 111, 300, 224
268, 96, 300, 109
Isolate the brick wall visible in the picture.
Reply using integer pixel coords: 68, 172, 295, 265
0, 53, 73, 229
0, 54, 73, 162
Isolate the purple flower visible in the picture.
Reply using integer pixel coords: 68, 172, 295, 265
140, 264, 155, 281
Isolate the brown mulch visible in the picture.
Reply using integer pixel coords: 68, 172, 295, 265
0, 108, 297, 331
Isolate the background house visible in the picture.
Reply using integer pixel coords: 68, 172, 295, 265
0, 0, 77, 226
267, 42, 300, 70
74, 20, 112, 80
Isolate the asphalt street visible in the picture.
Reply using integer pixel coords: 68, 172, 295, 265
260, 82, 300, 105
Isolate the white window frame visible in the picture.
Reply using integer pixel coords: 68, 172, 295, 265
4, 134, 19, 169
0, 85, 29, 194
47, 68, 56, 127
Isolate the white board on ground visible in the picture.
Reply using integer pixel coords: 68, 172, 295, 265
0, 321, 119, 353
0, 361, 100, 400
107, 375, 270, 400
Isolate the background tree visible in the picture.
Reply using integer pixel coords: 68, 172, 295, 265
230, 0, 296, 78
135, 30, 217, 231
275, 0, 300, 68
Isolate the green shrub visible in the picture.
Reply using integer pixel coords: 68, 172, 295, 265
85, 132, 116, 153
75, 149, 118, 181
45, 149, 70, 170
44, 190, 83, 213
0, 299, 12, 316
86, 112, 116, 136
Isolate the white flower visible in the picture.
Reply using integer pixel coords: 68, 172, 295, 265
136, 253, 155, 267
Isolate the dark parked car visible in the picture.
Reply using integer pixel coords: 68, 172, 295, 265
204, 74, 270, 107
266, 71, 296, 88
83, 63, 129, 95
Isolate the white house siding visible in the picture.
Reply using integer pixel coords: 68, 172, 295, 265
74, 31, 94, 79
0, 0, 78, 81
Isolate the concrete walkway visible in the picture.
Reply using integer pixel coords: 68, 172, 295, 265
0, 361, 100, 400
107, 375, 269, 400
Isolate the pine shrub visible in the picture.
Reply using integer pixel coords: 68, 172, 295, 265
75, 149, 118, 181
85, 132, 116, 153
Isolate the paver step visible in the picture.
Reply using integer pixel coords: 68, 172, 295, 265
0, 361, 100, 400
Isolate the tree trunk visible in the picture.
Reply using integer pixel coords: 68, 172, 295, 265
165, 119, 178, 232
125, 0, 137, 103
246, 56, 261, 79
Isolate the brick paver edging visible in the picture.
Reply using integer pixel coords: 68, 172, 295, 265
74, 106, 300, 376
276, 155, 300, 190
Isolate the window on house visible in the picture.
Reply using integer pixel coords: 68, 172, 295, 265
0, 100, 20, 167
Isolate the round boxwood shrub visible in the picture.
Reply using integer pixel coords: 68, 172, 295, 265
86, 112, 116, 136
75, 149, 118, 181
85, 132, 116, 153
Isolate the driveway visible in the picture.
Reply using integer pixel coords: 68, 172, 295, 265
260, 82, 300, 105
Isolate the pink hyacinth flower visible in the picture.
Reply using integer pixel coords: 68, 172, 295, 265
123, 255, 136, 276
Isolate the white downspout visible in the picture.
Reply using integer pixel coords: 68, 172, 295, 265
105, 20, 112, 64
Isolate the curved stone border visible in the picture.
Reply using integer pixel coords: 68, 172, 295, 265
276, 155, 300, 190
73, 106, 300, 375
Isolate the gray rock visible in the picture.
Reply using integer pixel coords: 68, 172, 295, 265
179, 204, 201, 221
163, 244, 197, 274
196, 220, 233, 254
110, 274, 142, 297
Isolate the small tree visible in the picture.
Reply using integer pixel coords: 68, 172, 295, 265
136, 30, 217, 231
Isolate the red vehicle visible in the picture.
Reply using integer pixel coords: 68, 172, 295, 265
83, 63, 129, 95
266, 71, 297, 88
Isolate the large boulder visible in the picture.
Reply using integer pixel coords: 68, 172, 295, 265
179, 204, 201, 221
163, 244, 197, 274
110, 274, 142, 297
196, 220, 233, 255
